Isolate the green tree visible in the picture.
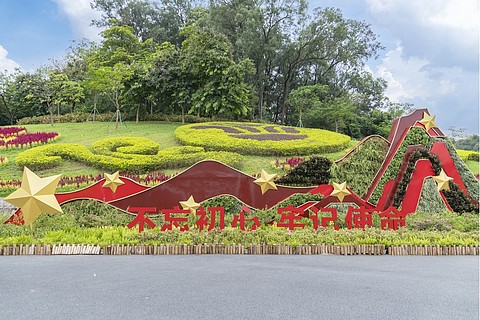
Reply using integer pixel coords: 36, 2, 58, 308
180, 25, 254, 119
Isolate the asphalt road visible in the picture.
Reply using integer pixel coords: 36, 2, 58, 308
0, 255, 478, 320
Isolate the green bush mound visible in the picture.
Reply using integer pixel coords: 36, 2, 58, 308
331, 136, 389, 197
15, 136, 243, 172
175, 122, 351, 156
416, 178, 450, 214
276, 156, 332, 186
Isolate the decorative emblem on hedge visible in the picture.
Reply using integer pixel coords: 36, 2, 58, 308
4, 109, 479, 232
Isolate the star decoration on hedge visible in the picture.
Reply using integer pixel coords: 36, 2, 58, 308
432, 169, 454, 191
330, 182, 351, 202
102, 171, 125, 193
180, 195, 200, 214
419, 112, 437, 132
4, 167, 62, 225
254, 169, 277, 194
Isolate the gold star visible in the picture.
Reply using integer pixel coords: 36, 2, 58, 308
432, 169, 454, 191
330, 182, 351, 202
4, 167, 62, 225
254, 169, 277, 194
180, 195, 200, 214
102, 171, 125, 193
419, 112, 437, 132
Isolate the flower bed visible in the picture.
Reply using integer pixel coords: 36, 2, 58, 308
175, 122, 351, 156
0, 126, 58, 149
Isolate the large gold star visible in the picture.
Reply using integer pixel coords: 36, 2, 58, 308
330, 182, 351, 202
102, 171, 125, 193
4, 167, 62, 225
419, 112, 437, 132
180, 195, 200, 214
432, 169, 454, 191
254, 169, 277, 194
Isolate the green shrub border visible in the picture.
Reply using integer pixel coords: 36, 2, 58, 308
15, 137, 243, 172
175, 122, 351, 156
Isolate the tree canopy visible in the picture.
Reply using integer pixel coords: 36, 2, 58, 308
0, 0, 413, 138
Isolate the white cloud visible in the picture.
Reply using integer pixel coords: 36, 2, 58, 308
52, 0, 104, 41
0, 45, 22, 73
376, 43, 464, 101
365, 0, 479, 66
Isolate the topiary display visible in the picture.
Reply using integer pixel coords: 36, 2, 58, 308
175, 122, 351, 156
331, 135, 389, 197
416, 178, 449, 214
370, 126, 432, 203
15, 137, 243, 173
276, 155, 331, 186
392, 147, 442, 208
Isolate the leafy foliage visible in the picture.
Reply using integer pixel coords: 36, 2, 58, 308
370, 127, 432, 203
416, 178, 449, 214
276, 156, 332, 186
15, 137, 243, 172
393, 147, 442, 208
331, 136, 389, 197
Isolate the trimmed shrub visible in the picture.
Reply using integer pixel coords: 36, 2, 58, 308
457, 149, 479, 162
276, 156, 332, 186
175, 122, 351, 156
15, 137, 243, 172
92, 137, 160, 155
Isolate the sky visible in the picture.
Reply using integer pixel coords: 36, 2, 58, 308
0, 0, 478, 135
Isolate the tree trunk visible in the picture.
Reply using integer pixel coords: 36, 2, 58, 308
181, 105, 185, 124
136, 105, 139, 123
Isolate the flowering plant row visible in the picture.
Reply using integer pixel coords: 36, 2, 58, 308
0, 127, 58, 149
272, 157, 303, 171
0, 126, 26, 137
175, 122, 351, 156
15, 136, 243, 172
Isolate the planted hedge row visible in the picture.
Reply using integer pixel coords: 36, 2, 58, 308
456, 149, 480, 162
175, 122, 351, 156
15, 137, 243, 172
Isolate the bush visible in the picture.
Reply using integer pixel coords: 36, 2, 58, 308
175, 122, 351, 156
15, 137, 243, 172
276, 156, 332, 186
457, 149, 480, 162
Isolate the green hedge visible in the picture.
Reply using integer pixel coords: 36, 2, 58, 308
457, 149, 480, 162
175, 122, 351, 156
15, 137, 243, 172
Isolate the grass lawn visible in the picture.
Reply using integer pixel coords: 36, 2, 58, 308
0, 121, 358, 182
